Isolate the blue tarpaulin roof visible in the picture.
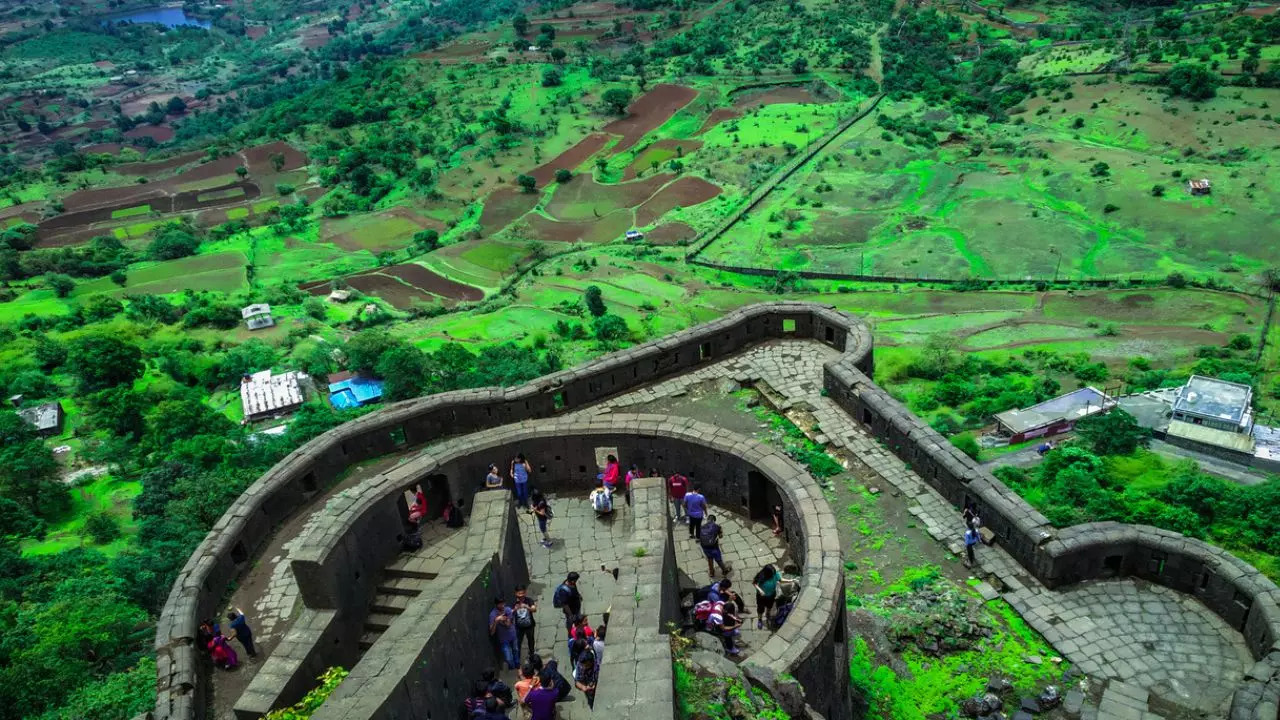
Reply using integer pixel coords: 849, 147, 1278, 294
328, 376, 384, 409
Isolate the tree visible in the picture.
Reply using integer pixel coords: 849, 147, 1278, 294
235, 165, 248, 179
1227, 334, 1253, 351
1089, 162, 1110, 177
1151, 184, 1166, 197
147, 224, 200, 260
165, 96, 187, 114
550, 47, 567, 64
84, 512, 120, 544
376, 345, 429, 401
602, 88, 633, 115
0, 496, 45, 538
1073, 409, 1150, 456
950, 434, 980, 460
584, 285, 607, 317
413, 229, 440, 252
541, 66, 563, 87
1242, 55, 1259, 75
513, 14, 529, 35
67, 334, 143, 392
517, 174, 537, 194
46, 273, 75, 298
345, 330, 402, 372
554, 169, 572, 183
1164, 63, 1220, 100
791, 56, 809, 74
593, 313, 629, 342
0, 410, 61, 516
109, 269, 127, 286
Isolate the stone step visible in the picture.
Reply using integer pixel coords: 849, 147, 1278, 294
376, 576, 428, 596
364, 612, 399, 632
386, 555, 445, 579
370, 592, 411, 614
358, 631, 380, 651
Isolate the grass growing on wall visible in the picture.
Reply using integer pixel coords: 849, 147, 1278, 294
264, 667, 349, 720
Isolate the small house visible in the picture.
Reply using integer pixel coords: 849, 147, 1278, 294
327, 371, 385, 410
994, 387, 1114, 443
1187, 178, 1211, 195
17, 401, 65, 437
240, 370, 304, 422
625, 229, 644, 241
241, 303, 274, 330
328, 289, 351, 303
1171, 375, 1252, 433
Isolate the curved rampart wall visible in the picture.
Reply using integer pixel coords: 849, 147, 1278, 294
154, 302, 868, 720
279, 415, 848, 720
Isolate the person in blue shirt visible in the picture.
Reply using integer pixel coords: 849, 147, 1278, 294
510, 453, 532, 508
683, 486, 708, 540
226, 608, 256, 658
489, 596, 519, 670
964, 527, 981, 567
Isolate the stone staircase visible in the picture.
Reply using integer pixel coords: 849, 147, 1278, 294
358, 552, 445, 652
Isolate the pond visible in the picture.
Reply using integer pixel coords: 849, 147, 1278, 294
100, 7, 211, 29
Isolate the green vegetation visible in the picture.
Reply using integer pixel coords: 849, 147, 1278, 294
263, 667, 349, 720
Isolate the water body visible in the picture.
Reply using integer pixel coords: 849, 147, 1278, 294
100, 7, 211, 29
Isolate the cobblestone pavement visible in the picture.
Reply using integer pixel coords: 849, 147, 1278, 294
590, 339, 1254, 713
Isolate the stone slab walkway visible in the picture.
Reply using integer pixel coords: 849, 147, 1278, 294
588, 339, 1254, 716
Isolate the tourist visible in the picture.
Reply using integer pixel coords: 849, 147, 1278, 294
698, 514, 730, 578
489, 596, 519, 670
668, 472, 689, 523
623, 463, 641, 507
197, 619, 216, 659
753, 564, 780, 630
510, 453, 532, 508
464, 681, 491, 716
589, 480, 613, 515
709, 578, 745, 614
485, 463, 504, 489
704, 600, 742, 656
962, 501, 977, 529
475, 697, 509, 720
208, 634, 239, 670
600, 453, 620, 492
443, 498, 466, 528
531, 654, 572, 701
515, 663, 540, 705
964, 526, 981, 567
524, 675, 560, 720
552, 572, 582, 629
512, 585, 538, 661
414, 484, 427, 519
530, 490, 553, 547
404, 486, 426, 551
568, 614, 595, 661
684, 485, 708, 540
574, 649, 599, 709
482, 669, 514, 709
226, 608, 257, 658
771, 503, 784, 537
592, 624, 606, 664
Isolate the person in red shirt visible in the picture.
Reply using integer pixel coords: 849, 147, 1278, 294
668, 473, 688, 524
600, 454, 619, 492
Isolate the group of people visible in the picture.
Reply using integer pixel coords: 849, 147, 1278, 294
403, 483, 466, 550
962, 500, 984, 566
688, 566, 798, 656
473, 573, 607, 719
197, 608, 257, 671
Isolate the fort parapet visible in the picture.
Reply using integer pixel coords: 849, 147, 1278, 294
153, 302, 1280, 720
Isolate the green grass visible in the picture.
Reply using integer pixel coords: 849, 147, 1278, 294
227, 207, 250, 220
21, 475, 142, 558
110, 204, 151, 220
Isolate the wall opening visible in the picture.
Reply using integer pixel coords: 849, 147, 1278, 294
301, 472, 318, 493
390, 426, 407, 448
699, 341, 711, 361
861, 409, 872, 425
553, 392, 566, 411
824, 326, 835, 343
230, 541, 248, 565
746, 471, 773, 521
1199, 572, 1212, 591
782, 318, 797, 333
424, 474, 450, 519
1103, 554, 1122, 575
1148, 554, 1166, 575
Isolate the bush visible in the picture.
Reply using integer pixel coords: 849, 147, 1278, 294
147, 224, 200, 260
84, 511, 121, 544
950, 434, 981, 460
593, 313, 629, 341
1227, 334, 1254, 351
47, 273, 75, 297
554, 168, 572, 183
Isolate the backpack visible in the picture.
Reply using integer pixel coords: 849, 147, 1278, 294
693, 600, 723, 623
771, 601, 794, 630
553, 583, 570, 609
514, 605, 534, 628
592, 490, 611, 512
699, 522, 719, 547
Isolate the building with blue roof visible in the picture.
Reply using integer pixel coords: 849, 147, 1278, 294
328, 373, 385, 410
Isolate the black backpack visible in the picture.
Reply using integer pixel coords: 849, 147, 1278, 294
514, 604, 534, 628
699, 522, 719, 547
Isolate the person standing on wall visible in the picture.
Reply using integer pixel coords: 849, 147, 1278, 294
600, 454, 619, 493
623, 463, 641, 507
552, 572, 582, 630
485, 463, 504, 489
668, 472, 689, 524
684, 485, 708, 540
226, 608, 257, 658
698, 514, 730, 578
512, 585, 538, 662
963, 526, 981, 567
511, 453, 532, 509
530, 489, 553, 547
753, 564, 780, 630
489, 596, 520, 670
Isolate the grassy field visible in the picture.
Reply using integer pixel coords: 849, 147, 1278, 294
21, 475, 142, 558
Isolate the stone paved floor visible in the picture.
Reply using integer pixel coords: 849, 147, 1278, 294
588, 339, 1254, 714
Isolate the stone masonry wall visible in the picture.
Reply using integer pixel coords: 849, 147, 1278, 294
279, 415, 849, 720
308, 490, 527, 720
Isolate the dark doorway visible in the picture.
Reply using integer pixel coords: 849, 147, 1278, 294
747, 471, 777, 522
424, 473, 450, 520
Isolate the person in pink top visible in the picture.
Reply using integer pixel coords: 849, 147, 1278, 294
623, 463, 641, 507
599, 454, 619, 492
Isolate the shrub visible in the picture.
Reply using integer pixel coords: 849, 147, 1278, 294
84, 511, 121, 544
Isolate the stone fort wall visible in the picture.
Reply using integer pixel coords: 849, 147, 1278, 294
153, 301, 1280, 720
264, 415, 848, 720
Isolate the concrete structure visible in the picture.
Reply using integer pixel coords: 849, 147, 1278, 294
241, 303, 274, 330
240, 370, 304, 422
17, 400, 64, 437
154, 303, 1280, 720
1188, 178, 1212, 195
326, 373, 383, 410
995, 386, 1114, 443
1172, 375, 1254, 434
